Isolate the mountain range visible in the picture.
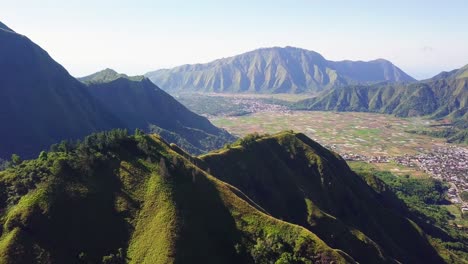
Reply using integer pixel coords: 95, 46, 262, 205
294, 65, 468, 120
0, 130, 458, 263
0, 22, 233, 159
145, 46, 415, 94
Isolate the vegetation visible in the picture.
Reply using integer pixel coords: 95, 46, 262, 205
406, 122, 468, 144
294, 65, 467, 121
0, 130, 350, 263
200, 131, 451, 263
350, 162, 468, 263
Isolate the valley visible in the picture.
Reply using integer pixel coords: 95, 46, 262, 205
2, 4, 468, 262
177, 94, 468, 216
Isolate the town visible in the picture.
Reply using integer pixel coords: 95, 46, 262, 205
339, 145, 468, 211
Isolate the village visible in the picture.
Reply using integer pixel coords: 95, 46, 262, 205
228, 97, 291, 115
339, 145, 468, 211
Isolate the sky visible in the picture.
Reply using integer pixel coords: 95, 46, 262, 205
2, 0, 468, 80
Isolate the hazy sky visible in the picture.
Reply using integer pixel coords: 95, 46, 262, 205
2, 0, 468, 79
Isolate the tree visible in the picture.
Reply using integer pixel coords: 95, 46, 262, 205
39, 151, 48, 160
134, 128, 144, 136
11, 154, 21, 166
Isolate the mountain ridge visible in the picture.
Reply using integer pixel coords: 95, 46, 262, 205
0, 22, 122, 159
81, 69, 235, 154
0, 21, 14, 32
0, 22, 234, 159
0, 131, 355, 263
294, 65, 468, 120
199, 132, 445, 263
146, 46, 415, 94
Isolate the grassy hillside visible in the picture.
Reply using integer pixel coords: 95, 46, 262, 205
199, 132, 446, 263
81, 69, 235, 154
0, 130, 350, 264
146, 47, 414, 94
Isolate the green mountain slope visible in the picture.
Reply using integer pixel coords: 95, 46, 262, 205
0, 22, 122, 160
145, 46, 415, 94
199, 132, 445, 263
294, 66, 468, 120
0, 131, 351, 264
80, 69, 235, 154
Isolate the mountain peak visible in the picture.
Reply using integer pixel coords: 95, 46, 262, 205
79, 69, 145, 84
429, 64, 468, 81
146, 47, 415, 94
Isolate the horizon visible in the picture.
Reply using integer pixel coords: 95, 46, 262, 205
2, 0, 468, 80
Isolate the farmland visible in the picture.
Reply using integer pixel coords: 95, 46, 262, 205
211, 110, 447, 157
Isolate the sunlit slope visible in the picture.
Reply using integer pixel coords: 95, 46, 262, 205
200, 132, 444, 263
0, 131, 350, 264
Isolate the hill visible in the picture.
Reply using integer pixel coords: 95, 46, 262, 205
1, 130, 465, 263
0, 131, 352, 264
0, 22, 121, 160
145, 47, 415, 94
80, 69, 235, 154
199, 132, 448, 263
294, 65, 468, 120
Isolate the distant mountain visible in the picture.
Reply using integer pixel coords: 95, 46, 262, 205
0, 22, 121, 159
0, 130, 452, 263
294, 65, 468, 120
80, 69, 235, 154
79, 68, 145, 84
146, 47, 415, 94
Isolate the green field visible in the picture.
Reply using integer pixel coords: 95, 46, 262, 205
211, 111, 448, 157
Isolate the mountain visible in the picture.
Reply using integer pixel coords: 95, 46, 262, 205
0, 131, 352, 264
145, 47, 415, 94
199, 132, 446, 263
0, 22, 121, 160
1, 130, 459, 263
79, 68, 145, 84
79, 69, 235, 154
294, 65, 468, 120
0, 21, 234, 160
